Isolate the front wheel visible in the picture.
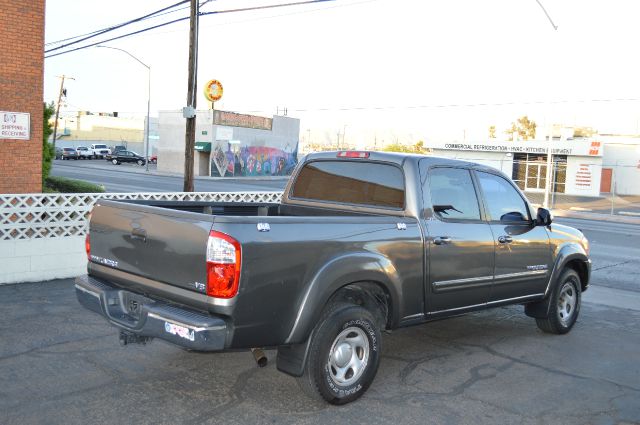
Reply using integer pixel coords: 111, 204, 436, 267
297, 303, 381, 405
111, 159, 119, 165
535, 269, 581, 334
137, 159, 144, 166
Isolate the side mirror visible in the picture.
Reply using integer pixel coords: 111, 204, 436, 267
536, 207, 553, 226
500, 211, 526, 222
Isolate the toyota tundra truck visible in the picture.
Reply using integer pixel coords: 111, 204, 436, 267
76, 151, 591, 404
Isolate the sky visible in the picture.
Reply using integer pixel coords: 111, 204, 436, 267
44, 0, 640, 147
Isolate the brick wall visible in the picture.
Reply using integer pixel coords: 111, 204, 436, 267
0, 1, 45, 193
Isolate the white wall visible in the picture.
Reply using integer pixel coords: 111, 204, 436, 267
431, 149, 514, 174
0, 236, 86, 285
602, 144, 640, 195
157, 110, 214, 174
565, 156, 601, 197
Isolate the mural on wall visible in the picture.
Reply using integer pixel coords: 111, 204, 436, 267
211, 142, 298, 177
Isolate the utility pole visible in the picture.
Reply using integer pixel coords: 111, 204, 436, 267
52, 75, 73, 150
183, 0, 199, 192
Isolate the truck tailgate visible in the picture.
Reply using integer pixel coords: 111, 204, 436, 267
89, 200, 213, 293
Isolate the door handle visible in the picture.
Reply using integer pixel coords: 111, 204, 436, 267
131, 228, 147, 242
498, 235, 513, 244
434, 236, 452, 245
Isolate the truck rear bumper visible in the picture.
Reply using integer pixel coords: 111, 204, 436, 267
75, 274, 228, 351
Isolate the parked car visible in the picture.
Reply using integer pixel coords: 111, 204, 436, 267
77, 151, 591, 405
111, 145, 127, 155
54, 147, 63, 160
76, 146, 91, 159
89, 143, 111, 159
149, 154, 157, 164
105, 150, 146, 166
61, 147, 78, 160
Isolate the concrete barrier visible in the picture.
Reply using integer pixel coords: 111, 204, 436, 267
0, 191, 283, 285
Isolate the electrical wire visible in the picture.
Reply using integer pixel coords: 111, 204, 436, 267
45, 0, 334, 59
45, 0, 190, 53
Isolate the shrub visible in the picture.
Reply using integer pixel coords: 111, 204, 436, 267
45, 176, 105, 193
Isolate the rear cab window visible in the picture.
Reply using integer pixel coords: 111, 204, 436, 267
290, 160, 405, 209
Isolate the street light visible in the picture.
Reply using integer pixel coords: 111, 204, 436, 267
95, 45, 151, 172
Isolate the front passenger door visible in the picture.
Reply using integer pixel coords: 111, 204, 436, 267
474, 170, 552, 302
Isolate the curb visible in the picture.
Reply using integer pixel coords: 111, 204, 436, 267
552, 209, 640, 225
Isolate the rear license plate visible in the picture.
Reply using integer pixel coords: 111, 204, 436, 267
164, 322, 195, 341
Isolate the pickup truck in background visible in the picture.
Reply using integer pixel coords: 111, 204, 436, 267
76, 151, 591, 404
89, 143, 111, 159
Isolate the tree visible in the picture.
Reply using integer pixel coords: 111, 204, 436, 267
383, 140, 430, 154
488, 125, 496, 139
505, 115, 536, 141
42, 102, 55, 184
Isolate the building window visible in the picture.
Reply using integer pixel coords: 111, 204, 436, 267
512, 153, 566, 194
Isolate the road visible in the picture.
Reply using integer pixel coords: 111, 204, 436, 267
0, 217, 638, 424
51, 160, 288, 193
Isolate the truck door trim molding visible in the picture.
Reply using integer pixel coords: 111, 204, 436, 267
492, 270, 549, 285
432, 275, 493, 292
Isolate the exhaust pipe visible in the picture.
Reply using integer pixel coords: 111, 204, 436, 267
251, 348, 268, 367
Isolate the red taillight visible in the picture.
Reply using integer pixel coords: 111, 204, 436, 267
206, 231, 241, 298
85, 233, 91, 261
337, 151, 370, 158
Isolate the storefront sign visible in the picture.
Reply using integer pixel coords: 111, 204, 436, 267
574, 163, 593, 190
213, 110, 272, 131
1, 111, 30, 140
430, 139, 603, 157
203, 79, 223, 102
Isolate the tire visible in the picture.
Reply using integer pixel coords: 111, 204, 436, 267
535, 269, 581, 334
297, 303, 381, 405
112, 159, 119, 165
137, 159, 144, 166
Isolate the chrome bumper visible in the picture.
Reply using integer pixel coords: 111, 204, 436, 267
75, 274, 228, 351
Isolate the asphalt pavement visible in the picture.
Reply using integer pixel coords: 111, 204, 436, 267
50, 159, 288, 193
0, 217, 639, 424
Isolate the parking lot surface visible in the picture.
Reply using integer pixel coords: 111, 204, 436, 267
1, 277, 639, 425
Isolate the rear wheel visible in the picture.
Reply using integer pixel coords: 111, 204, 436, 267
297, 303, 381, 405
535, 269, 581, 334
112, 159, 119, 165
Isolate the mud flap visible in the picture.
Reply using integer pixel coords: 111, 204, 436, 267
276, 331, 314, 377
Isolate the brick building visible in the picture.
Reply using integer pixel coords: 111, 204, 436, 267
0, 1, 46, 193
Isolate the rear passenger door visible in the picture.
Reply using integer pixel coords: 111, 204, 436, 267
473, 170, 551, 302
421, 166, 495, 313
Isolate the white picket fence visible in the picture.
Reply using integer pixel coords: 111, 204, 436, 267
0, 191, 283, 284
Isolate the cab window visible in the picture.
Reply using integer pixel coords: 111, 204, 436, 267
476, 171, 530, 222
429, 168, 481, 221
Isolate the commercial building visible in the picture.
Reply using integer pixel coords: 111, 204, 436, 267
158, 110, 300, 177
52, 112, 158, 155
0, 0, 45, 193
428, 137, 640, 197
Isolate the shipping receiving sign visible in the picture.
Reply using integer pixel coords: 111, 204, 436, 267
1, 111, 30, 140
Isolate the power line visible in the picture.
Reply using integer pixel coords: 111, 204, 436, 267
45, 0, 190, 53
45, 0, 334, 59
225, 98, 640, 114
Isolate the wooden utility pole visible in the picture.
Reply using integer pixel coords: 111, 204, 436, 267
52, 75, 73, 150
183, 0, 199, 192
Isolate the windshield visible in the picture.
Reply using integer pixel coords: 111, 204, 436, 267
94, 144, 107, 149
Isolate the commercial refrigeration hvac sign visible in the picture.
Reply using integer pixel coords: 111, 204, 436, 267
1, 111, 30, 140
430, 140, 603, 157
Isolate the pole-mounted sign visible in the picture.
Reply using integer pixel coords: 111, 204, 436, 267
203, 79, 223, 102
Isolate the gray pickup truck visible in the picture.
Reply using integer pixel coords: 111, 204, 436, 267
76, 151, 591, 404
